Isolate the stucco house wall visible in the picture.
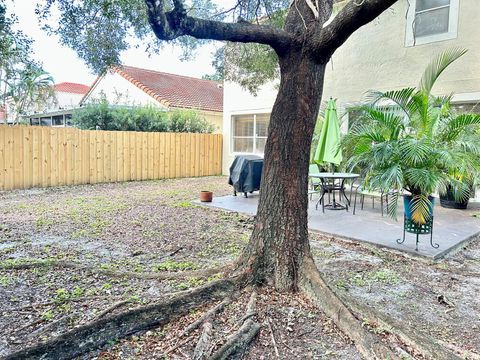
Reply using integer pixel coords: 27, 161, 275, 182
323, 0, 480, 107
54, 91, 86, 110
222, 0, 480, 175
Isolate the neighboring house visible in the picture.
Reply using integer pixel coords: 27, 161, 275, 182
81, 66, 224, 133
28, 82, 90, 127
54, 82, 90, 109
222, 0, 480, 174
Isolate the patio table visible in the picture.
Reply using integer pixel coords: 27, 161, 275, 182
309, 172, 360, 212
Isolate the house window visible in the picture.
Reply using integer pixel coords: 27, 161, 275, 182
40, 117, 52, 126
232, 113, 269, 154
52, 115, 64, 126
405, 0, 459, 46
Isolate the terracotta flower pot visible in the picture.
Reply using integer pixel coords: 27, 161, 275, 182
200, 191, 213, 202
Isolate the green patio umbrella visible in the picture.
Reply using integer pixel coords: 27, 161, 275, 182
313, 99, 342, 168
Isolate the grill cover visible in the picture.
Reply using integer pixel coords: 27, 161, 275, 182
228, 155, 263, 196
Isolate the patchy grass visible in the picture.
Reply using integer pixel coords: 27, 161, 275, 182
349, 268, 399, 288
154, 260, 198, 272
1, 177, 479, 358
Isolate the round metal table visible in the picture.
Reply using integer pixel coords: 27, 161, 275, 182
309, 172, 360, 211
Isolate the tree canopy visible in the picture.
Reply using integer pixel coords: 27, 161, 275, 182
1, 0, 55, 122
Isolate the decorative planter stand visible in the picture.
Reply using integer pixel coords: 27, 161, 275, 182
397, 215, 439, 251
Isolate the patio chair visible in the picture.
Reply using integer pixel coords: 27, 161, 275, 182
309, 164, 322, 200
351, 181, 396, 216
309, 163, 341, 205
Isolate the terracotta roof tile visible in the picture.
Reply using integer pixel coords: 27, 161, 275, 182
115, 66, 223, 112
54, 82, 90, 94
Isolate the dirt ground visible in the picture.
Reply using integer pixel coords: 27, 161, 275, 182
0, 176, 479, 359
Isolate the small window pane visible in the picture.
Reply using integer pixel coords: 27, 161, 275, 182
233, 115, 254, 136
415, 7, 449, 37
31, 118, 40, 125
233, 138, 253, 153
255, 114, 270, 137
416, 0, 449, 11
255, 138, 266, 154
40, 118, 52, 126
52, 115, 64, 126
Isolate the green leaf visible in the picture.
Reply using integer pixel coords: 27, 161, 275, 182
410, 194, 433, 225
419, 48, 468, 95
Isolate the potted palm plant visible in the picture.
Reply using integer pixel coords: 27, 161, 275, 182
343, 48, 480, 225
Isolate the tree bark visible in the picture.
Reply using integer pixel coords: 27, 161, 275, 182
240, 50, 326, 291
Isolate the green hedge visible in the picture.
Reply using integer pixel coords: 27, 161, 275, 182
72, 102, 215, 133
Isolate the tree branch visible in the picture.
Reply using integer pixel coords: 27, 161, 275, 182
144, 0, 293, 52
314, 0, 398, 61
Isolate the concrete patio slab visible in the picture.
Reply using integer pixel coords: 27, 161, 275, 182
198, 192, 480, 259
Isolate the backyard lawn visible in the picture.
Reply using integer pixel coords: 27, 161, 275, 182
0, 176, 479, 359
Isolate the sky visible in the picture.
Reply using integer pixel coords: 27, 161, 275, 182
10, 1, 229, 86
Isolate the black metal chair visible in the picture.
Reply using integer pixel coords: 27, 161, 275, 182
350, 180, 396, 216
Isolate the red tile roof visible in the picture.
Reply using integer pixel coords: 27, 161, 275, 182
54, 82, 90, 94
114, 66, 223, 112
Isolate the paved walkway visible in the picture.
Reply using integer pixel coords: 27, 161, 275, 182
199, 192, 480, 259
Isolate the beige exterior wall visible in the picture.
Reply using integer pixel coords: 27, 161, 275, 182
222, 81, 278, 174
198, 110, 223, 134
222, 0, 480, 175
323, 0, 480, 107
53, 91, 85, 110
83, 71, 223, 133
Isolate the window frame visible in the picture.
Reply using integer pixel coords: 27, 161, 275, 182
231, 113, 270, 155
405, 0, 459, 47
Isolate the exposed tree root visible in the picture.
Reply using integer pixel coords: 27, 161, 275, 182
267, 317, 280, 359
4, 277, 241, 360
0, 260, 78, 271
343, 295, 464, 360
161, 296, 232, 358
208, 319, 261, 360
95, 263, 234, 281
193, 321, 213, 360
208, 291, 261, 360
183, 297, 232, 336
299, 255, 400, 360
300, 255, 466, 360
5, 295, 124, 313
2, 258, 234, 281
94, 300, 131, 320
28, 315, 74, 339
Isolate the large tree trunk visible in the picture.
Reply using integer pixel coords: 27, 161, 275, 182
241, 51, 326, 291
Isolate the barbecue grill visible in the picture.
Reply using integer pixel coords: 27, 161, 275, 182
228, 155, 263, 198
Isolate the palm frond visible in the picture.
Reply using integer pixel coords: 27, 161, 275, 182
404, 168, 442, 195
365, 87, 417, 117
410, 194, 433, 225
357, 106, 404, 140
419, 48, 468, 94
387, 191, 399, 220
399, 138, 431, 166
440, 114, 480, 142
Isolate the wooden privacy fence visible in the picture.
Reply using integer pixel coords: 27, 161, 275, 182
0, 126, 222, 191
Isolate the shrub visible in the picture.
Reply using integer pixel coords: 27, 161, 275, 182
72, 103, 214, 133
168, 109, 215, 133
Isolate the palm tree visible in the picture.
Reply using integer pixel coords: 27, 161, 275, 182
7, 64, 55, 123
343, 48, 480, 224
